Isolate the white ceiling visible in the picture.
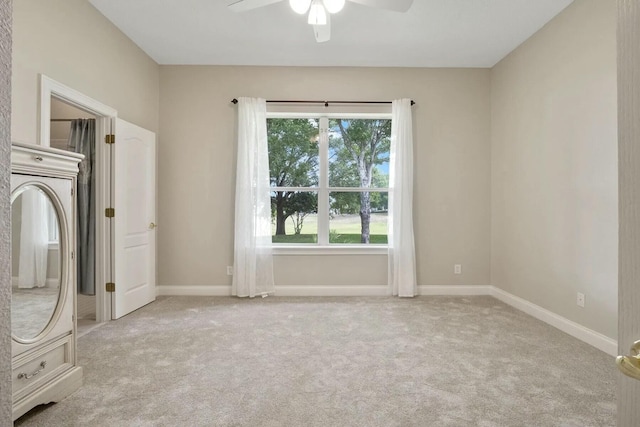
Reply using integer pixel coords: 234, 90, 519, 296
88, 0, 574, 68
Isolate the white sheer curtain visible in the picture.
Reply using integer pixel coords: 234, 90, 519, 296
388, 98, 417, 297
18, 189, 49, 289
233, 97, 275, 298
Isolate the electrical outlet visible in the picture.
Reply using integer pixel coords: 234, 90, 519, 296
577, 292, 585, 307
454, 264, 462, 275
226, 266, 233, 276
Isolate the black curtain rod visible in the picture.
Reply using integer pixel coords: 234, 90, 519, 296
231, 98, 415, 107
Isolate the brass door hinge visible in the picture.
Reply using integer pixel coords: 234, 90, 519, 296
106, 283, 115, 293
105, 208, 115, 218
105, 134, 115, 144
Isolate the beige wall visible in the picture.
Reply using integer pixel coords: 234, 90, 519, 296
11, 0, 160, 144
159, 66, 492, 290
0, 0, 11, 423
491, 0, 618, 338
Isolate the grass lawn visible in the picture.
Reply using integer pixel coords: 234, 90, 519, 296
272, 213, 388, 244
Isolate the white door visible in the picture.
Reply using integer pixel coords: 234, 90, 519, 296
111, 118, 156, 319
617, 1, 640, 423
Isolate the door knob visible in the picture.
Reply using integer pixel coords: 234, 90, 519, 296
616, 340, 640, 380
149, 222, 157, 230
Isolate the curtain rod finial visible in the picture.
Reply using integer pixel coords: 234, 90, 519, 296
231, 98, 238, 104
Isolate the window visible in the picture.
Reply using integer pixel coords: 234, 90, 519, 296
268, 115, 391, 246
46, 194, 59, 246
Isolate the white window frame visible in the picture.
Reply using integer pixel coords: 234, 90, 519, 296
267, 111, 392, 255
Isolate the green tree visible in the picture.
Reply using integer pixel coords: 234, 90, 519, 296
289, 192, 317, 234
370, 168, 389, 211
329, 144, 360, 216
330, 119, 391, 243
268, 118, 319, 235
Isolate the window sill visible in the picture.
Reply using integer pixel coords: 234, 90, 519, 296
272, 245, 388, 256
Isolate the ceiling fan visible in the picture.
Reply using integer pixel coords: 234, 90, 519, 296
227, 0, 414, 43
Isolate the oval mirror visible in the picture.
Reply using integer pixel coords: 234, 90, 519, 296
11, 185, 62, 340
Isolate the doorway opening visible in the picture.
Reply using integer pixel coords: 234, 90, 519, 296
50, 98, 101, 336
39, 75, 116, 325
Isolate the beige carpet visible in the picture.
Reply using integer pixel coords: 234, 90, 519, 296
11, 286, 59, 339
15, 296, 616, 426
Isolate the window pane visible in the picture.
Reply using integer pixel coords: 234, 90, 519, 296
329, 191, 388, 244
47, 199, 58, 243
271, 191, 318, 244
268, 118, 320, 187
328, 119, 391, 188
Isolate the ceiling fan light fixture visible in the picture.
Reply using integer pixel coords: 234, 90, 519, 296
322, 0, 345, 14
289, 0, 311, 15
308, 1, 327, 25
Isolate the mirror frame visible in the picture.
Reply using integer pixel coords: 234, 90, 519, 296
10, 180, 69, 344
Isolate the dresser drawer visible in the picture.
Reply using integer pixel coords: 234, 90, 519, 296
12, 336, 73, 400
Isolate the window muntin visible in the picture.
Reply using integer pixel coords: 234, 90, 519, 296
268, 115, 391, 246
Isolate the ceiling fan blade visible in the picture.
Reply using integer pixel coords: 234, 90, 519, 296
348, 0, 413, 13
227, 0, 283, 12
313, 13, 331, 43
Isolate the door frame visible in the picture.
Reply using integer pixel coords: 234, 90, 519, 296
39, 75, 117, 322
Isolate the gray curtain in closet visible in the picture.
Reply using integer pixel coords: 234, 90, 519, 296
68, 119, 96, 295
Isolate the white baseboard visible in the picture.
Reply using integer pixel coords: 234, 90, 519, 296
275, 285, 389, 296
418, 285, 492, 296
12, 276, 59, 289
157, 284, 491, 298
156, 285, 232, 296
155, 283, 617, 356
157, 285, 390, 297
490, 287, 617, 356
278, 284, 492, 297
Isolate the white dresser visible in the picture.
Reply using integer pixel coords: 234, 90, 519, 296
11, 142, 84, 421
